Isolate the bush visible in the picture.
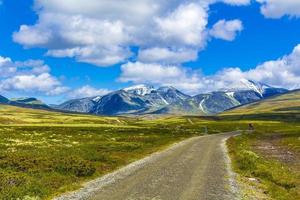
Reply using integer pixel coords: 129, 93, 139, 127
55, 156, 96, 177
236, 150, 259, 171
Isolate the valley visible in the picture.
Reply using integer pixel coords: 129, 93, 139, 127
0, 90, 299, 200
2, 1, 299, 200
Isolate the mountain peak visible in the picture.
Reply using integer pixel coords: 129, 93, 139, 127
123, 84, 155, 96
220, 79, 271, 96
221, 79, 288, 98
240, 79, 267, 96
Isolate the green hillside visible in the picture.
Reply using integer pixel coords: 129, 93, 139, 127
221, 90, 300, 121
224, 90, 300, 200
0, 104, 129, 126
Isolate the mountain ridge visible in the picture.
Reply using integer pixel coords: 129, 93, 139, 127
0, 97, 50, 110
54, 79, 289, 115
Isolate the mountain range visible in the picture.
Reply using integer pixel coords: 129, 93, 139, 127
53, 79, 288, 115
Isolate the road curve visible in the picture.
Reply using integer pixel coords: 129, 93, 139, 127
55, 132, 240, 200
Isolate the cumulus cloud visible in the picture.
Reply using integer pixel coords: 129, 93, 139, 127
209, 19, 243, 41
119, 62, 204, 94
0, 73, 68, 95
202, 44, 300, 91
0, 56, 68, 95
138, 47, 198, 64
245, 44, 300, 89
69, 85, 111, 98
119, 44, 300, 94
119, 61, 247, 94
154, 3, 208, 48
14, 0, 246, 67
46, 46, 131, 67
257, 0, 300, 18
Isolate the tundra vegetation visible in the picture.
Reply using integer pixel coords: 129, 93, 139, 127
0, 90, 299, 199
225, 90, 300, 199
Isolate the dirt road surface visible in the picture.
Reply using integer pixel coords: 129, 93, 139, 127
55, 132, 240, 200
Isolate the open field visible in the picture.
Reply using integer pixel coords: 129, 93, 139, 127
225, 90, 300, 199
227, 122, 300, 200
0, 90, 299, 200
0, 104, 249, 199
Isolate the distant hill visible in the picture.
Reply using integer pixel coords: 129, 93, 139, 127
221, 90, 300, 121
0, 96, 50, 110
0, 103, 124, 125
0, 95, 9, 104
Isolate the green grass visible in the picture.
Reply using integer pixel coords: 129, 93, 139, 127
225, 90, 300, 200
0, 125, 195, 199
227, 124, 300, 200
221, 90, 300, 122
1, 90, 299, 199
0, 104, 248, 199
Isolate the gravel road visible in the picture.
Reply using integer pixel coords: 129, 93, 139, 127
55, 132, 240, 200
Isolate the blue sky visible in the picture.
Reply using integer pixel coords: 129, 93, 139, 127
0, 0, 300, 104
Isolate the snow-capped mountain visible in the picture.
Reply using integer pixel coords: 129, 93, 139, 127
223, 79, 288, 97
54, 81, 289, 115
123, 84, 155, 96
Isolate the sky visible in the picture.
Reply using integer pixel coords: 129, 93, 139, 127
0, 0, 300, 104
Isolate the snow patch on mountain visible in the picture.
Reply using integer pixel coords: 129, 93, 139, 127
92, 96, 101, 102
199, 99, 206, 112
226, 91, 241, 105
159, 95, 169, 105
226, 92, 235, 99
222, 79, 275, 97
123, 84, 155, 96
240, 79, 266, 97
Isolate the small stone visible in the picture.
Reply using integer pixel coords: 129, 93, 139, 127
248, 178, 257, 182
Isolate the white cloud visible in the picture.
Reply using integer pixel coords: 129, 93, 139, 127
13, 24, 52, 47
257, 0, 300, 18
210, 19, 243, 41
119, 44, 300, 94
0, 57, 50, 77
0, 56, 68, 95
14, 0, 245, 67
119, 61, 247, 94
0, 55, 114, 98
0, 73, 68, 95
138, 47, 198, 64
222, 0, 250, 6
69, 85, 111, 98
245, 44, 300, 89
154, 3, 208, 48
119, 62, 204, 94
46, 46, 131, 67
203, 44, 300, 91
0, 56, 16, 77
